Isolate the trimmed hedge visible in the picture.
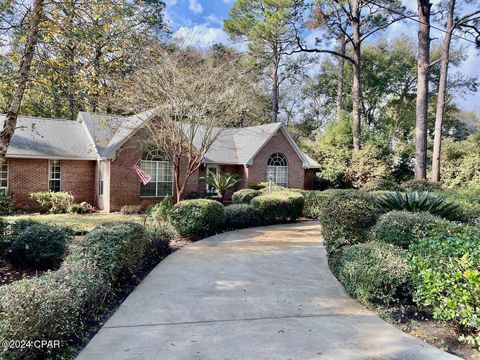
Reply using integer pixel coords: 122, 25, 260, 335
29, 191, 74, 214
401, 179, 443, 192
338, 242, 412, 305
362, 178, 402, 192
298, 189, 339, 218
7, 223, 68, 268
371, 211, 441, 249
0, 221, 154, 360
0, 192, 14, 215
232, 189, 261, 204
410, 221, 480, 347
169, 199, 225, 238
224, 204, 261, 229
250, 191, 304, 224
317, 190, 382, 257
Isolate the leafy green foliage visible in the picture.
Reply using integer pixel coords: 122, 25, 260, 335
362, 178, 402, 192
401, 179, 443, 192
68, 202, 95, 214
298, 190, 338, 218
410, 222, 480, 348
169, 199, 225, 238
224, 204, 261, 230
439, 189, 480, 226
249, 182, 271, 190
73, 222, 148, 285
0, 217, 9, 257
120, 205, 143, 214
201, 172, 241, 201
232, 189, 261, 204
0, 192, 14, 215
250, 191, 304, 224
7, 223, 68, 268
0, 221, 154, 360
150, 196, 174, 223
377, 191, 461, 219
371, 211, 441, 249
317, 190, 382, 256
29, 191, 74, 214
338, 242, 412, 305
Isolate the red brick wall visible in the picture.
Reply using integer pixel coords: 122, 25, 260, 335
62, 160, 95, 204
109, 145, 199, 211
8, 158, 95, 207
304, 169, 316, 190
247, 129, 305, 189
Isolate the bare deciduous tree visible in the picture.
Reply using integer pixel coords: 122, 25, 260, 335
0, 0, 44, 161
113, 48, 262, 202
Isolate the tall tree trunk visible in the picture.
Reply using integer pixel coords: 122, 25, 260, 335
91, 46, 102, 113
431, 0, 455, 182
66, 0, 76, 120
336, 32, 346, 121
271, 50, 280, 123
0, 0, 44, 161
350, 0, 362, 151
415, 0, 432, 180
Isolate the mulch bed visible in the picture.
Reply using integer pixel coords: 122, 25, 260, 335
0, 259, 46, 286
374, 304, 480, 359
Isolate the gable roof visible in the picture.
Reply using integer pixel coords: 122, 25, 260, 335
90, 110, 320, 169
0, 115, 97, 160
0, 112, 320, 168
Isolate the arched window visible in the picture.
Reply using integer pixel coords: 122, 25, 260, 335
140, 150, 173, 197
267, 153, 288, 187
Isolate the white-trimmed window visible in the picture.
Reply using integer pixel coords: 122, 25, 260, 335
48, 160, 61, 192
99, 162, 104, 195
0, 161, 8, 194
267, 153, 288, 187
140, 150, 173, 197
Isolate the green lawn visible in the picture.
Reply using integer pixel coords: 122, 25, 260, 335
4, 213, 145, 234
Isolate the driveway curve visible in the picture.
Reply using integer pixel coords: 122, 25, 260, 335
77, 221, 457, 360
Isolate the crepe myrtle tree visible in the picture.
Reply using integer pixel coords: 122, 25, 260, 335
113, 47, 262, 202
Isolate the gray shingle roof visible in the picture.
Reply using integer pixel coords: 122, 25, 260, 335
0, 115, 97, 160
0, 112, 320, 168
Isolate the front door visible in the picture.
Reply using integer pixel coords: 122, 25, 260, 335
206, 165, 219, 193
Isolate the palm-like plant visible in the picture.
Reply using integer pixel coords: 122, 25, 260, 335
201, 172, 241, 203
377, 191, 460, 219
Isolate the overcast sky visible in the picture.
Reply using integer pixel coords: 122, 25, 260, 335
165, 0, 480, 116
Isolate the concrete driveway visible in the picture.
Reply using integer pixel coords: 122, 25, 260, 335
77, 222, 457, 360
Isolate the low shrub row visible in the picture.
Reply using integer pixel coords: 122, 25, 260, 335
0, 219, 69, 268
0, 221, 174, 360
317, 188, 480, 350
30, 191, 74, 214
169, 189, 306, 238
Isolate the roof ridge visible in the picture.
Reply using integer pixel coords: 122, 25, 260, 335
0, 114, 71, 122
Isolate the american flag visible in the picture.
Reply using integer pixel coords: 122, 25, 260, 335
133, 163, 152, 185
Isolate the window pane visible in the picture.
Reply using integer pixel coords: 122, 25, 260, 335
49, 180, 60, 192
140, 182, 156, 197
158, 182, 172, 196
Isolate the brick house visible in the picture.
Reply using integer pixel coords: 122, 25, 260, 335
0, 112, 319, 212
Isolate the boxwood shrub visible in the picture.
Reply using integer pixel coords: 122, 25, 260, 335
250, 191, 304, 224
169, 199, 225, 238
69, 222, 148, 285
232, 189, 261, 204
338, 242, 412, 305
410, 221, 480, 346
7, 223, 68, 268
0, 221, 150, 360
29, 191, 74, 214
317, 190, 382, 256
371, 211, 441, 249
224, 204, 261, 229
